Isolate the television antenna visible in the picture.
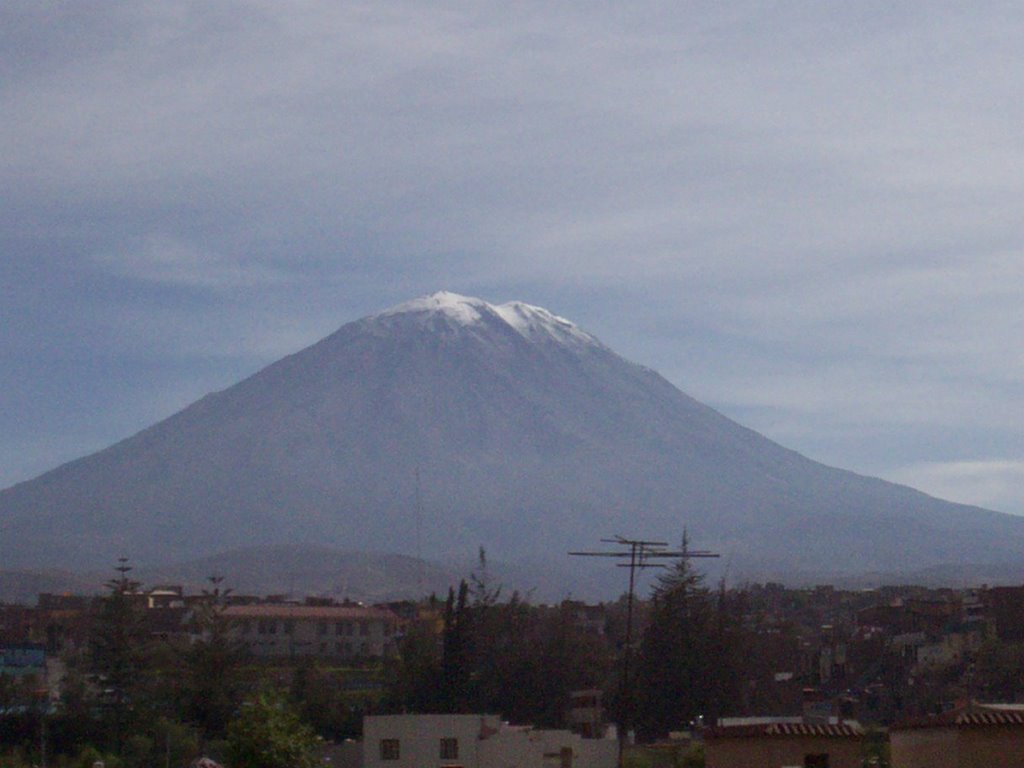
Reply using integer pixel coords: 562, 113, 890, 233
569, 535, 718, 767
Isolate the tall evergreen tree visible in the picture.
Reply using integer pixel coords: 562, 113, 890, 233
634, 537, 718, 741
89, 558, 146, 751
179, 575, 247, 740
384, 619, 443, 713
439, 581, 473, 712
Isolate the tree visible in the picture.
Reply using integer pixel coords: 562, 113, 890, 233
179, 576, 247, 740
502, 599, 613, 728
384, 619, 443, 713
439, 581, 473, 712
634, 538, 719, 741
89, 558, 146, 751
469, 547, 501, 607
226, 689, 319, 768
292, 661, 371, 741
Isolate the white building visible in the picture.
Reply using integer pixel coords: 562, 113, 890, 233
222, 604, 400, 659
363, 714, 617, 768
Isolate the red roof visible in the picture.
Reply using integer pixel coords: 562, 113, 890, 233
221, 604, 395, 620
706, 722, 864, 739
895, 704, 1024, 730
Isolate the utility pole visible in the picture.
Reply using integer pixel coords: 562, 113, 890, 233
415, 465, 424, 596
570, 535, 718, 768
39, 708, 47, 768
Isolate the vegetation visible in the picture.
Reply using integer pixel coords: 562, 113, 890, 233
88, 559, 147, 751
225, 689, 320, 768
178, 578, 247, 740
382, 551, 613, 726
0, 564, 253, 768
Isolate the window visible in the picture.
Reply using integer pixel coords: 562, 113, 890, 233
283, 620, 295, 635
318, 621, 328, 636
359, 621, 369, 636
380, 739, 400, 760
440, 737, 459, 760
335, 621, 344, 636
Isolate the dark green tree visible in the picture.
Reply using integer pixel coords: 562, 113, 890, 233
292, 661, 371, 740
226, 689, 319, 768
634, 541, 719, 741
179, 576, 248, 740
469, 547, 501, 607
439, 581, 473, 712
384, 619, 443, 713
89, 558, 146, 751
501, 599, 613, 727
385, 587, 615, 728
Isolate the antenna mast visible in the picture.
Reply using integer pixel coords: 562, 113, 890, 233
415, 465, 424, 596
569, 535, 718, 767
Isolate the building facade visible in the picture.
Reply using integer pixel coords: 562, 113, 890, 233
703, 721, 865, 768
363, 714, 617, 768
891, 703, 1024, 768
221, 604, 400, 658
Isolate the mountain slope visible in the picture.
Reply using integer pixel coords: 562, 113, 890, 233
3, 291, 1023, 578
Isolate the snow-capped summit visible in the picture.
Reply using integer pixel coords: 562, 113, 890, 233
379, 291, 599, 347
492, 300, 599, 347
379, 291, 489, 325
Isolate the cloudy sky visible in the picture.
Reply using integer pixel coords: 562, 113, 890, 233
3, 2, 1023, 516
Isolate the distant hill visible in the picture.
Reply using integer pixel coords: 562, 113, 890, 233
3, 291, 1024, 587
132, 545, 462, 602
0, 569, 103, 604
0, 547, 462, 605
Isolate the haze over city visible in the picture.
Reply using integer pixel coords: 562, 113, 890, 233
3, 2, 1023, 517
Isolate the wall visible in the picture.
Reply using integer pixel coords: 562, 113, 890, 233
363, 715, 617, 768
890, 728, 957, 768
957, 728, 1024, 768
364, 713, 499, 768
705, 736, 864, 768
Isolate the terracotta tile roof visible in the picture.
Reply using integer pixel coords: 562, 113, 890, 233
895, 704, 1024, 730
706, 722, 865, 739
221, 604, 396, 620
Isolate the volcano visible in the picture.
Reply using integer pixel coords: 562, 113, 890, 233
3, 291, 1023, 581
